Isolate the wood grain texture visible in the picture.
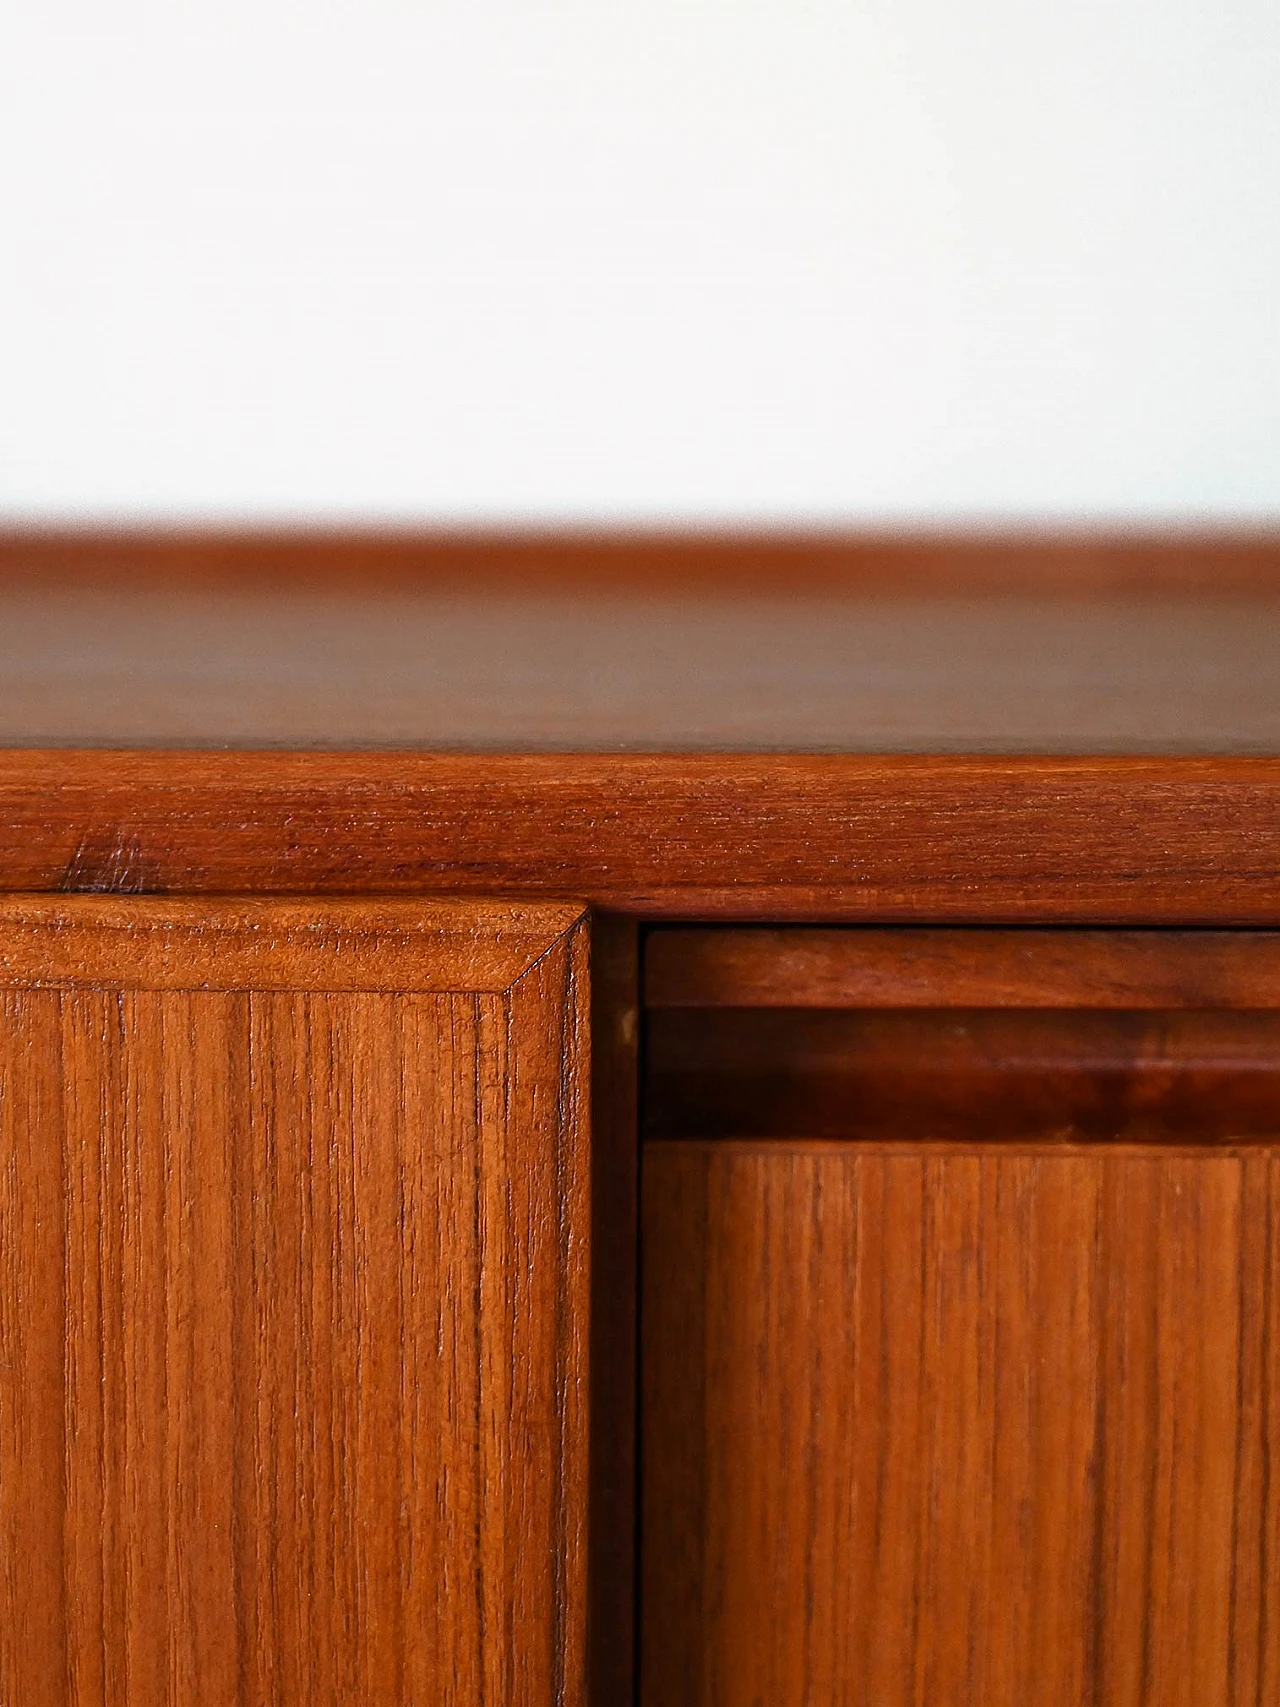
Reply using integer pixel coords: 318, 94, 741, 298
641, 1139, 1280, 1707
587, 920, 640, 1706
2, 533, 1280, 753
0, 899, 591, 1707
0, 894, 583, 990
645, 1008, 1280, 1142
647, 927, 1280, 1008
3, 751, 1280, 924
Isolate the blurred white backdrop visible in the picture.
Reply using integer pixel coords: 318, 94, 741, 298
1, 0, 1277, 521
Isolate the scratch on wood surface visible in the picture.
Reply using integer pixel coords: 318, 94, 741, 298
59, 830, 159, 895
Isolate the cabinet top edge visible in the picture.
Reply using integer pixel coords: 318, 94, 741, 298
0, 751, 1276, 924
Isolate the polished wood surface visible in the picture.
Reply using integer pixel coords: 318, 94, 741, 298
645, 927, 1280, 1140
647, 926, 1280, 1008
0, 898, 590, 1706
9, 534, 1280, 1701
2, 532, 1280, 753
4, 525, 1280, 594
587, 919, 640, 1706
2, 751, 1280, 924
0, 894, 582, 990
641, 1139, 1280, 1707
646, 1007, 1280, 1141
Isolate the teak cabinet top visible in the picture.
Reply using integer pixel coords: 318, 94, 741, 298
2, 527, 1279, 921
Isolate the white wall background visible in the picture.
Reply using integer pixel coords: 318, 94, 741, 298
2, 0, 1277, 522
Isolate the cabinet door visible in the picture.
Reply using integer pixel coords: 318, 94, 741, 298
642, 1139, 1280, 1707
641, 928, 1280, 1707
0, 896, 590, 1707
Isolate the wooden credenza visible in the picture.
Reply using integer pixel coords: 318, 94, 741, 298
1, 530, 1279, 1704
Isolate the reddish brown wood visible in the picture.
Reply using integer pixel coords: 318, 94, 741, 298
645, 927, 1280, 1141
647, 926, 1280, 1008
10, 535, 1280, 1702
0, 898, 591, 1706
645, 1007, 1280, 1141
3, 524, 1279, 594
2, 534, 1280, 752
2, 751, 1280, 923
587, 918, 640, 1705
641, 1139, 1280, 1707
0, 893, 582, 990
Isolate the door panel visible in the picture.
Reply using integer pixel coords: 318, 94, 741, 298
0, 896, 591, 1707
641, 1139, 1280, 1707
